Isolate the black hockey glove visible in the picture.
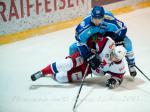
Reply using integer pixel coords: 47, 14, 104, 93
103, 31, 124, 42
103, 31, 117, 40
106, 77, 122, 89
87, 53, 101, 70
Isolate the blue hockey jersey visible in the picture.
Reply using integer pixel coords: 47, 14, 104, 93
75, 9, 127, 43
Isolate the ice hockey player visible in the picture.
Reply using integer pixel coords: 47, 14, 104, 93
69, 6, 136, 78
31, 33, 126, 89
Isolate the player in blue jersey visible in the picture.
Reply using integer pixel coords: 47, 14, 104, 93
69, 6, 137, 78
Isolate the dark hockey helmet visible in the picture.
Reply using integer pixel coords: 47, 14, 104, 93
91, 6, 104, 19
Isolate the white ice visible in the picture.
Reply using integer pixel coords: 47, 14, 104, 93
0, 8, 150, 112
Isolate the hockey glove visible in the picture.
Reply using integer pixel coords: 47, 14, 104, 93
87, 53, 101, 70
103, 31, 117, 41
103, 31, 125, 42
106, 77, 122, 89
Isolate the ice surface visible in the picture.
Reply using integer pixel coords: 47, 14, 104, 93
0, 8, 150, 112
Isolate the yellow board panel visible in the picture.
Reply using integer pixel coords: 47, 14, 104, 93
0, 1, 150, 45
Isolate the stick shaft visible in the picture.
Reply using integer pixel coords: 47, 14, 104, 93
73, 64, 89, 110
135, 65, 150, 81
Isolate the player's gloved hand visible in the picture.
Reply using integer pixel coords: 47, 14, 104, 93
106, 77, 122, 89
103, 31, 118, 41
87, 53, 101, 70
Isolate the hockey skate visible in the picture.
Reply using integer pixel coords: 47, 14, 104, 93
129, 65, 137, 79
31, 71, 43, 81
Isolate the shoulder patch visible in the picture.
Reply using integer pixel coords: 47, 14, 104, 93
104, 15, 114, 20
116, 20, 123, 28
80, 21, 85, 27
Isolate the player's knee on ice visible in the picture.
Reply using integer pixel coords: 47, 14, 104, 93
54, 72, 69, 83
56, 58, 73, 72
54, 70, 84, 83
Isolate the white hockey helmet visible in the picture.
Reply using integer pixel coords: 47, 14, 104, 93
112, 46, 126, 60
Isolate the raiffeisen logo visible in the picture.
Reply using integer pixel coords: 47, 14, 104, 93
0, 0, 85, 22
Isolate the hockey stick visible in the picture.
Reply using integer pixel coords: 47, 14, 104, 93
114, 39, 150, 81
125, 56, 150, 81
135, 65, 150, 81
73, 63, 90, 111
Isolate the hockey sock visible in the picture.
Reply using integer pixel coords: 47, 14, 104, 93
41, 64, 54, 76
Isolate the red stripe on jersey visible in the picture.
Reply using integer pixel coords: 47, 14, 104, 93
97, 37, 108, 54
67, 63, 92, 82
66, 51, 80, 68
107, 71, 125, 79
86, 33, 108, 54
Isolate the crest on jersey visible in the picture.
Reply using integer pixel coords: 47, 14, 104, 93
104, 15, 114, 20
80, 21, 85, 27
116, 20, 122, 27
